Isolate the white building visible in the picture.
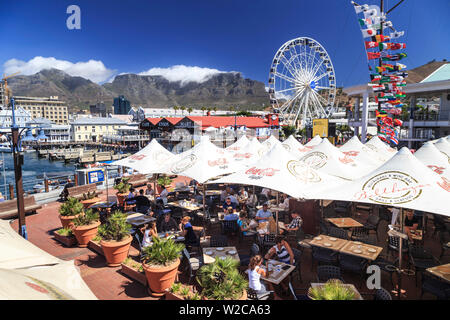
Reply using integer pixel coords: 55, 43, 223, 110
0, 107, 32, 128
27, 118, 71, 143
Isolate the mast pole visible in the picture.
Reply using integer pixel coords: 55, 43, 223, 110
377, 0, 384, 138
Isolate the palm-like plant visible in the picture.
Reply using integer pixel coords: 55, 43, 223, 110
98, 211, 131, 241
141, 236, 184, 267
72, 209, 99, 227
196, 257, 247, 300
187, 107, 193, 115
59, 197, 84, 216
173, 106, 179, 115
180, 106, 186, 115
114, 177, 131, 194
308, 279, 356, 300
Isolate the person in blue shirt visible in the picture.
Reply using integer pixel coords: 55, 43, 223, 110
222, 197, 237, 213
255, 203, 272, 224
180, 216, 198, 246
224, 208, 239, 221
237, 211, 254, 235
126, 187, 137, 205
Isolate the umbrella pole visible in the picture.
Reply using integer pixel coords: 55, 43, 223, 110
320, 199, 324, 221
397, 208, 404, 300
202, 183, 206, 240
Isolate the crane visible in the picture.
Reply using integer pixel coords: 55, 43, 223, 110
2, 72, 20, 104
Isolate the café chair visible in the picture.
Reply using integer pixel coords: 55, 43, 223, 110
209, 235, 228, 247
311, 247, 339, 270
317, 265, 345, 282
408, 245, 440, 287
183, 248, 203, 284
247, 287, 272, 300
363, 214, 381, 242
239, 243, 260, 267
421, 273, 450, 300
328, 226, 349, 240
288, 282, 310, 300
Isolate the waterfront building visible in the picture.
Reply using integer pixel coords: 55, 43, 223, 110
89, 102, 107, 117
344, 60, 450, 148
14, 96, 69, 124
113, 95, 131, 115
71, 117, 126, 142
102, 124, 149, 148
27, 118, 71, 143
0, 82, 5, 106
0, 106, 32, 128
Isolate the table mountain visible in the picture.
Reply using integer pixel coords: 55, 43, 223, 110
8, 69, 269, 111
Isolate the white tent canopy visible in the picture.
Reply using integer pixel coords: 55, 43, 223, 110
314, 147, 450, 216
364, 136, 397, 162
434, 138, 450, 162
305, 135, 323, 147
414, 142, 450, 180
261, 135, 282, 150
157, 135, 243, 183
0, 220, 97, 299
226, 135, 250, 151
339, 136, 385, 167
204, 126, 217, 132
112, 138, 174, 174
212, 143, 344, 199
227, 137, 266, 167
299, 138, 373, 180
282, 135, 307, 158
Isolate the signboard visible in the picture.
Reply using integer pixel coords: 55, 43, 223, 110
87, 169, 105, 184
313, 119, 328, 138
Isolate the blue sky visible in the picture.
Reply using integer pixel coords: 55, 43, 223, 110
1, 0, 449, 87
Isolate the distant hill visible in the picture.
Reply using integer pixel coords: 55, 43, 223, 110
8, 69, 269, 111
406, 59, 449, 83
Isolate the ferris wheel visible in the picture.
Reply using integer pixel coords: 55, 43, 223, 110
268, 37, 337, 127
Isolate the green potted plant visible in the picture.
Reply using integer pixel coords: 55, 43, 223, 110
97, 211, 132, 267
307, 279, 359, 300
58, 197, 83, 228
53, 227, 77, 247
196, 257, 247, 300
72, 209, 100, 247
141, 236, 184, 297
156, 176, 172, 194
80, 191, 101, 208
121, 257, 147, 286
165, 282, 197, 300
114, 177, 131, 206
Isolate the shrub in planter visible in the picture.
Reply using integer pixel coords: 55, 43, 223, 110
54, 227, 77, 247
141, 236, 184, 297
58, 197, 83, 228
307, 279, 357, 300
156, 176, 172, 193
196, 257, 247, 300
114, 178, 131, 206
81, 191, 100, 208
166, 283, 198, 300
72, 209, 100, 247
98, 211, 132, 267
121, 257, 147, 286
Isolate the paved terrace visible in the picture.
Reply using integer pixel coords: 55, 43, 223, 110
9, 182, 450, 300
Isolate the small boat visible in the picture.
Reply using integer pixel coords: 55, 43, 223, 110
33, 184, 45, 193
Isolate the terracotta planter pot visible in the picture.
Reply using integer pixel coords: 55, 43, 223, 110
156, 185, 163, 194
201, 289, 247, 300
53, 230, 77, 247
81, 197, 101, 209
100, 235, 132, 267
73, 221, 100, 247
59, 214, 78, 229
116, 193, 128, 206
88, 239, 104, 256
121, 263, 147, 286
143, 258, 180, 297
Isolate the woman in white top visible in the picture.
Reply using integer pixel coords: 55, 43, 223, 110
159, 185, 169, 205
248, 255, 268, 294
141, 222, 158, 248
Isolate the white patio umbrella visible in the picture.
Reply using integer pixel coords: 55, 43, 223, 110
282, 135, 307, 158
0, 221, 97, 300
434, 137, 450, 162
339, 136, 386, 167
414, 142, 450, 179
112, 138, 174, 174
225, 134, 250, 151
157, 135, 242, 183
299, 138, 374, 180
212, 142, 345, 199
305, 135, 323, 147
314, 147, 450, 216
204, 126, 217, 132
227, 137, 266, 167
364, 136, 397, 162
261, 135, 281, 150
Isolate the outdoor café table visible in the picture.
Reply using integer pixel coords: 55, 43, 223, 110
310, 283, 363, 300
200, 190, 222, 196
339, 240, 383, 261
157, 231, 185, 243
426, 263, 450, 284
126, 214, 156, 228
308, 234, 348, 251
258, 259, 296, 285
327, 217, 363, 228
203, 246, 240, 264
168, 201, 202, 212
89, 201, 116, 210
410, 229, 423, 242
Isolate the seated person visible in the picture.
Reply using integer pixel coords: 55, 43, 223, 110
255, 203, 272, 224
237, 211, 255, 235
280, 212, 303, 235
60, 178, 75, 200
238, 187, 248, 203
248, 255, 277, 298
224, 208, 239, 221
245, 190, 258, 208
228, 191, 239, 205
126, 187, 137, 205
141, 222, 158, 248
260, 188, 271, 200
404, 209, 419, 240
159, 185, 169, 205
159, 213, 179, 232
128, 189, 151, 213
180, 216, 198, 246
145, 184, 154, 196
222, 197, 237, 213
220, 186, 230, 203
264, 235, 295, 265
279, 194, 290, 211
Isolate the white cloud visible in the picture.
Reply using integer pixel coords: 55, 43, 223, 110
138, 65, 228, 85
3, 56, 116, 83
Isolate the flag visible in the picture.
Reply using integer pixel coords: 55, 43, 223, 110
368, 64, 373, 71
370, 74, 382, 82
361, 28, 377, 38
380, 102, 394, 109
381, 53, 407, 61
394, 119, 403, 126
394, 72, 408, 77
358, 18, 373, 27
367, 52, 380, 60
390, 31, 405, 39
390, 43, 406, 50
375, 66, 386, 73
372, 34, 390, 43
351, 1, 369, 14
363, 8, 378, 19
364, 41, 378, 49
396, 63, 407, 69
390, 134, 399, 145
